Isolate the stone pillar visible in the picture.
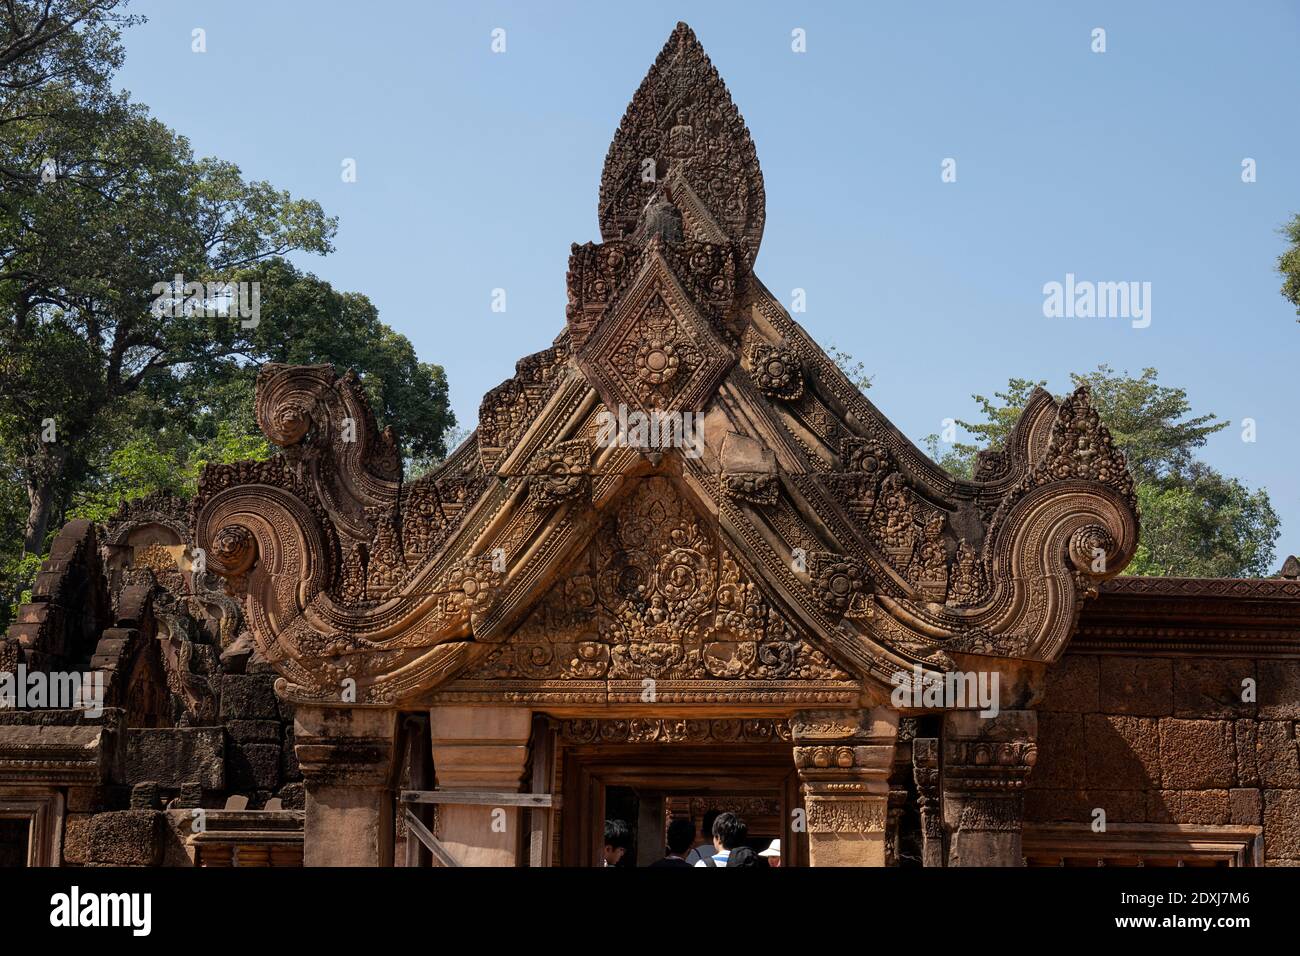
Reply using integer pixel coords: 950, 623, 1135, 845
912, 737, 945, 867
792, 707, 898, 867
941, 710, 1037, 867
427, 705, 533, 867
294, 705, 398, 867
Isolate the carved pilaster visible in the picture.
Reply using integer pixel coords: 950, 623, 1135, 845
791, 707, 898, 866
294, 705, 398, 866
940, 710, 1037, 867
427, 705, 534, 867
912, 737, 945, 867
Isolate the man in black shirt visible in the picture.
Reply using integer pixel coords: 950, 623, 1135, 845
649, 817, 696, 868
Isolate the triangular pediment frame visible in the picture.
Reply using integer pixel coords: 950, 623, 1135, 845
192, 22, 1140, 710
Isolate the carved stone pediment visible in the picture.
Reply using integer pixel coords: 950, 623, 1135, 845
574, 244, 734, 421
440, 476, 859, 706
193, 22, 1140, 710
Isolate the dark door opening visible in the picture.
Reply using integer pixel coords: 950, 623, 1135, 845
0, 819, 30, 867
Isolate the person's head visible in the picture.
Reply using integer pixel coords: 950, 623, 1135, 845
665, 817, 695, 856
602, 819, 631, 867
699, 810, 721, 846
711, 812, 747, 851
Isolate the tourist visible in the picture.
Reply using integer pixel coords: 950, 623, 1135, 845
759, 839, 781, 867
602, 819, 632, 867
694, 811, 747, 867
649, 817, 696, 868
683, 809, 720, 865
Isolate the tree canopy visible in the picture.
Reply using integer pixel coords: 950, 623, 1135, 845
0, 1, 455, 623
923, 366, 1279, 578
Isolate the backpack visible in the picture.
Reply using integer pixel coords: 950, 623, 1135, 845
726, 846, 769, 867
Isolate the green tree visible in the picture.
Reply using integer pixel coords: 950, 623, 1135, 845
828, 346, 874, 393
0, 2, 457, 621
926, 366, 1279, 577
1279, 212, 1300, 320
923, 378, 1046, 479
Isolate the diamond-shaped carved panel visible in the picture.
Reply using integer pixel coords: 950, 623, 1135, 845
577, 251, 733, 416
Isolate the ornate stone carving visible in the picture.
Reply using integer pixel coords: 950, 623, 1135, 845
461, 477, 850, 686
749, 343, 803, 400
598, 22, 765, 264
192, 21, 1143, 716
576, 255, 733, 420
526, 440, 591, 510
807, 551, 867, 616
912, 737, 944, 867
908, 511, 950, 602
560, 718, 791, 745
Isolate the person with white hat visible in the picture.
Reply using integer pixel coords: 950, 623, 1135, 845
759, 839, 781, 867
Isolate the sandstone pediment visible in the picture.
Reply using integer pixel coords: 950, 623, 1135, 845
193, 23, 1139, 709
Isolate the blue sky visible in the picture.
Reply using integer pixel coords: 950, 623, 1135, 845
115, 0, 1300, 566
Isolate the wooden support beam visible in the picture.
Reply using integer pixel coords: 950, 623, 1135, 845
403, 807, 460, 868
401, 789, 557, 808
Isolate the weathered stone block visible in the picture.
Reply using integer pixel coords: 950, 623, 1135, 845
1235, 720, 1259, 787
126, 727, 224, 789
220, 674, 281, 721
1147, 789, 1230, 824
226, 719, 283, 744
1041, 654, 1099, 714
1084, 714, 1160, 789
1029, 712, 1086, 789
1255, 720, 1300, 788
1099, 657, 1171, 716
1173, 658, 1256, 719
228, 742, 281, 791
66, 786, 111, 813
1264, 790, 1300, 861
1229, 788, 1262, 825
1158, 718, 1235, 789
88, 810, 163, 866
62, 812, 92, 865
130, 781, 161, 810
1025, 788, 1145, 824
282, 725, 301, 782
1258, 661, 1300, 720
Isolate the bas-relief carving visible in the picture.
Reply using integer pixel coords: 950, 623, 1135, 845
193, 22, 1140, 710
455, 476, 854, 696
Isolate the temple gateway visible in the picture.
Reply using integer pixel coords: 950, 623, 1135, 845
2, 23, 1297, 868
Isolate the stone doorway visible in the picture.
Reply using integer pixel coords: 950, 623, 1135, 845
557, 743, 805, 867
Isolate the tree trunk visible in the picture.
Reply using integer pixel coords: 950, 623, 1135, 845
22, 445, 66, 555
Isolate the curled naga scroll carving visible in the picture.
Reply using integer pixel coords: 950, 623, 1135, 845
254, 363, 401, 542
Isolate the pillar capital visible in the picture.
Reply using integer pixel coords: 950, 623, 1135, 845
941, 709, 1038, 866
791, 707, 898, 866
